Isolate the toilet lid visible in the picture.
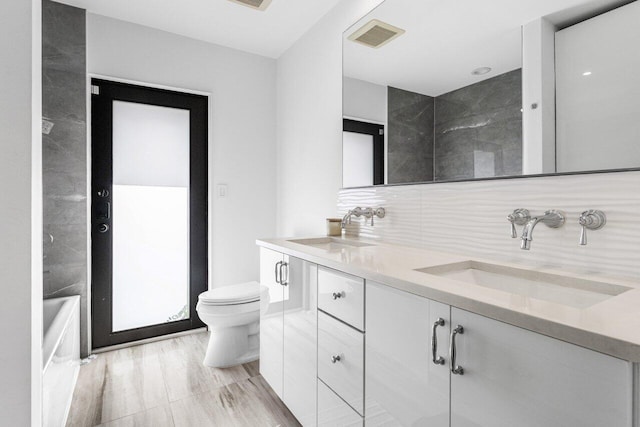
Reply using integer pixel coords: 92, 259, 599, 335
198, 281, 261, 305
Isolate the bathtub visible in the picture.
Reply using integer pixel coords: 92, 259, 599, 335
43, 296, 80, 427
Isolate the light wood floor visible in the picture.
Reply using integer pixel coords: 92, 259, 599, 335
66, 332, 301, 427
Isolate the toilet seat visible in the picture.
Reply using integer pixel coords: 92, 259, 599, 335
198, 281, 261, 305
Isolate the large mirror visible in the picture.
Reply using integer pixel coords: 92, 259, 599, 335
342, 0, 639, 187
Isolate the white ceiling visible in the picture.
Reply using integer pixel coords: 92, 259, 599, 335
55, 0, 341, 58
343, 0, 626, 96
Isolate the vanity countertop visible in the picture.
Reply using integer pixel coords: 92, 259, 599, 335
257, 236, 640, 362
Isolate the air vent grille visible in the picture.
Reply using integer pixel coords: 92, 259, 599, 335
348, 19, 405, 49
227, 0, 273, 11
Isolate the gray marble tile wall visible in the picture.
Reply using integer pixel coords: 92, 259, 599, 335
387, 86, 435, 184
434, 69, 522, 181
43, 0, 88, 356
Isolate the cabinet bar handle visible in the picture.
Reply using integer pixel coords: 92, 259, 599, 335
331, 355, 341, 363
274, 261, 282, 284
450, 325, 464, 375
279, 262, 288, 286
432, 318, 445, 365
332, 291, 345, 300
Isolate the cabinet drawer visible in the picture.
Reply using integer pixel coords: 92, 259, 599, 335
318, 379, 363, 427
318, 311, 364, 415
318, 267, 364, 330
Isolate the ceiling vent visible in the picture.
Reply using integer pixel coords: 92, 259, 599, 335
348, 19, 405, 49
227, 0, 273, 11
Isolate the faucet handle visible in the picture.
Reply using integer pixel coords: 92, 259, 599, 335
370, 207, 385, 226
507, 209, 530, 238
579, 210, 606, 246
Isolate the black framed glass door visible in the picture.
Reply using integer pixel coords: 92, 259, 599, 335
91, 79, 208, 349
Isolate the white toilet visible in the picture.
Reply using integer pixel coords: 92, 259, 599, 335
196, 281, 269, 368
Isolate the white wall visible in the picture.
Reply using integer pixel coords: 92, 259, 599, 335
0, 0, 43, 424
276, 0, 385, 236
87, 14, 277, 289
343, 76, 387, 124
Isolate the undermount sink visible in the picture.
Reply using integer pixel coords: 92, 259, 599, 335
288, 237, 375, 251
416, 261, 631, 309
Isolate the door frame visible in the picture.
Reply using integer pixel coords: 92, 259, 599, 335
343, 118, 385, 185
90, 77, 209, 349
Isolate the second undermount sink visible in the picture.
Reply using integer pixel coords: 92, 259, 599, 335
288, 237, 375, 251
416, 260, 631, 309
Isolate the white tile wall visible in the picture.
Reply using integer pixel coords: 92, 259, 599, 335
338, 171, 640, 279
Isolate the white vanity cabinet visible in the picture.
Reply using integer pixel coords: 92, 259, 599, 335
366, 281, 634, 427
259, 248, 317, 426
449, 307, 633, 427
317, 266, 366, 426
318, 380, 363, 427
259, 247, 285, 399
365, 281, 450, 426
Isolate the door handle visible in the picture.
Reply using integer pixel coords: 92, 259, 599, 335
432, 318, 445, 365
274, 261, 282, 284
450, 325, 464, 375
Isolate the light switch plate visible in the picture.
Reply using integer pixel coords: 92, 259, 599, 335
217, 184, 228, 198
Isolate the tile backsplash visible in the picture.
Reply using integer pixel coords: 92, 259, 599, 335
338, 171, 640, 279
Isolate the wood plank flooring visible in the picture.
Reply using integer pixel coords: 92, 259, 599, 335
66, 332, 301, 427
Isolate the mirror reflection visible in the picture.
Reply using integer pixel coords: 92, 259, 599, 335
343, 0, 638, 187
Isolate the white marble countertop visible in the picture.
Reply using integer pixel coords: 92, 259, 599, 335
257, 235, 640, 362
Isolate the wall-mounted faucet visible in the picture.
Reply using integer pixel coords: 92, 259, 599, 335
507, 209, 531, 238
341, 206, 385, 229
520, 210, 565, 250
578, 210, 606, 245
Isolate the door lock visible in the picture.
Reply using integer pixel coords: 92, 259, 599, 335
97, 223, 109, 233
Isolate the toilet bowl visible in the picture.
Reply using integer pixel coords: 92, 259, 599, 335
196, 281, 269, 368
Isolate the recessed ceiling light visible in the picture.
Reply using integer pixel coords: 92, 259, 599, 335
471, 67, 492, 76
583, 71, 592, 76
348, 19, 406, 49
227, 0, 273, 11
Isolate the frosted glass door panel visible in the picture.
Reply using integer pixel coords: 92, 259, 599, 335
112, 101, 190, 332
343, 131, 374, 187
112, 186, 188, 331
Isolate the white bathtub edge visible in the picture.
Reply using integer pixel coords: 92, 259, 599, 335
42, 295, 80, 372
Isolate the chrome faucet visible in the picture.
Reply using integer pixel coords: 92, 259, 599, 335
520, 210, 565, 250
341, 207, 363, 229
578, 210, 606, 245
507, 209, 530, 238
341, 206, 386, 229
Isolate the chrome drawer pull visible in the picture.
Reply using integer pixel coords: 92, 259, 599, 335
331, 355, 341, 364
332, 291, 345, 300
450, 325, 464, 375
431, 318, 445, 365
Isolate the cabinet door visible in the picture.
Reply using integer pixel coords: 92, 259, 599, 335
365, 281, 450, 426
259, 247, 284, 399
450, 308, 633, 427
283, 257, 317, 426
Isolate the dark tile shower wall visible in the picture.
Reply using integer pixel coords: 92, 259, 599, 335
387, 87, 435, 184
42, 0, 88, 356
434, 69, 522, 181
